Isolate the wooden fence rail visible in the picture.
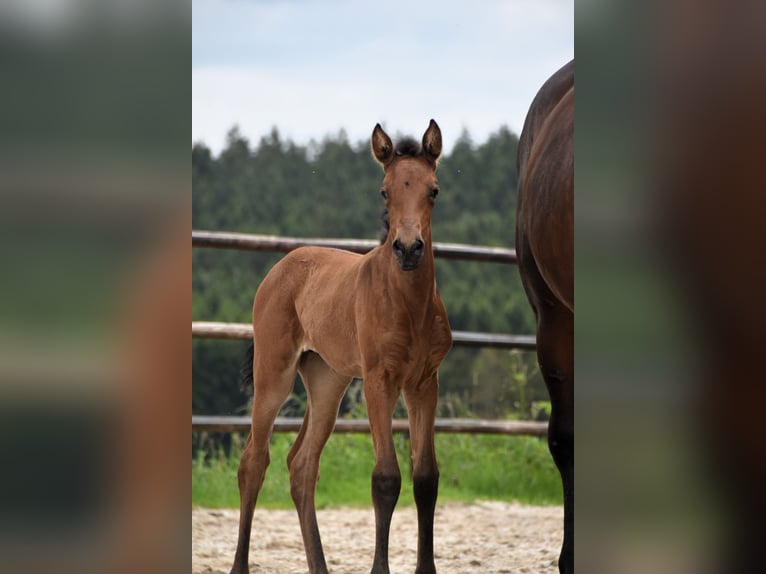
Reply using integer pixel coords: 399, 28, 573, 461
192, 321, 536, 350
193, 230, 518, 264
192, 415, 548, 437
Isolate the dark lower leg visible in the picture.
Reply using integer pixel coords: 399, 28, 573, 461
370, 466, 402, 574
365, 378, 402, 574
537, 307, 573, 574
548, 420, 573, 574
405, 382, 440, 574
413, 464, 439, 574
544, 371, 573, 574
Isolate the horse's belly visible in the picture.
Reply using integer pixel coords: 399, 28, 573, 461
310, 345, 363, 379
301, 326, 363, 379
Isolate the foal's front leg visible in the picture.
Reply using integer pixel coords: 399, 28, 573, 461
364, 376, 402, 574
404, 378, 440, 574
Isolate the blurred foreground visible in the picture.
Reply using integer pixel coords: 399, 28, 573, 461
576, 1, 766, 573
0, 2, 189, 573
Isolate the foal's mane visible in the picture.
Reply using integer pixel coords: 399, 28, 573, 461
379, 209, 390, 244
393, 137, 422, 158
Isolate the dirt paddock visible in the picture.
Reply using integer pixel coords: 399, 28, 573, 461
193, 501, 562, 573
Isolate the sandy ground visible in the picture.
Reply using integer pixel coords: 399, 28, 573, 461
193, 501, 562, 573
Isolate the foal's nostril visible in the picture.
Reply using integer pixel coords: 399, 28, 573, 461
393, 238, 424, 269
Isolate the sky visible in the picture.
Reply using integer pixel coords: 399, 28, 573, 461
192, 0, 573, 155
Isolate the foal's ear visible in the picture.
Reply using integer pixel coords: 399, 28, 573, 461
371, 123, 394, 167
422, 119, 442, 166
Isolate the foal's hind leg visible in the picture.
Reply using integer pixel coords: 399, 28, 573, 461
536, 303, 574, 574
230, 352, 299, 574
287, 352, 351, 574
403, 377, 440, 574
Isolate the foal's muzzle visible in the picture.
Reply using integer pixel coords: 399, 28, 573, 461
392, 237, 425, 271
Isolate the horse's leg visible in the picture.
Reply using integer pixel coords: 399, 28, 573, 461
403, 378, 440, 574
230, 356, 298, 574
365, 374, 402, 574
536, 304, 574, 574
288, 352, 351, 574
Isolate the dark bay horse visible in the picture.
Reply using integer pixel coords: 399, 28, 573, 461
516, 60, 574, 574
230, 120, 452, 574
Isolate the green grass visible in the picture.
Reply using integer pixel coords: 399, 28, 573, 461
192, 432, 561, 509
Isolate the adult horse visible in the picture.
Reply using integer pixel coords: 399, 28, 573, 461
230, 120, 452, 574
516, 60, 574, 574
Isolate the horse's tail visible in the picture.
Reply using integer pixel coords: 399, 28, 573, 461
239, 341, 254, 391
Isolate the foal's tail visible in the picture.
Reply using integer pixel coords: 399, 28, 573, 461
239, 341, 254, 391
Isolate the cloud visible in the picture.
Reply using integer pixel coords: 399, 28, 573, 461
192, 0, 573, 154
193, 64, 534, 154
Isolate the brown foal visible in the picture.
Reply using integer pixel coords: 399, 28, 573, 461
230, 120, 452, 574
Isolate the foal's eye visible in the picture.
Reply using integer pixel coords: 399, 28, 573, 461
380, 189, 389, 200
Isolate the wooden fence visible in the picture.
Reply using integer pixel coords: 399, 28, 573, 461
193, 416, 547, 437
192, 230, 546, 437
192, 321, 536, 350
192, 230, 518, 263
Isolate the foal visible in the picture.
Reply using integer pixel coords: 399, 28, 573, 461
230, 120, 452, 574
